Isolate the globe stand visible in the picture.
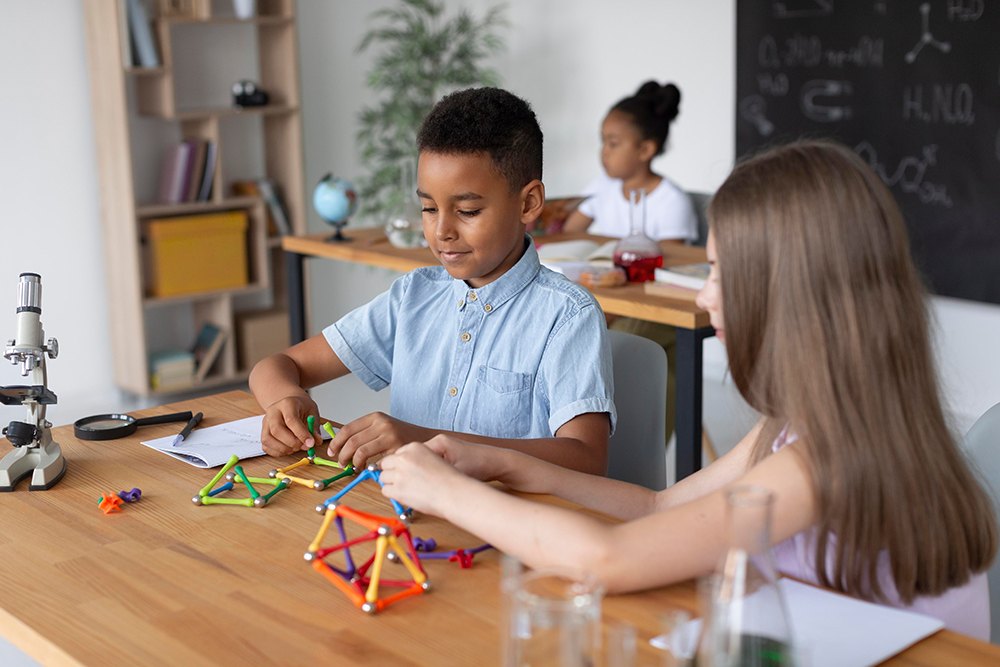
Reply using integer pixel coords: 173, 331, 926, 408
325, 220, 350, 243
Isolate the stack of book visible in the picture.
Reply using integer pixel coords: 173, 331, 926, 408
149, 350, 195, 391
643, 263, 711, 301
157, 138, 217, 204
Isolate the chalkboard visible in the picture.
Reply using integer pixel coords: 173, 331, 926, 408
736, 0, 1000, 304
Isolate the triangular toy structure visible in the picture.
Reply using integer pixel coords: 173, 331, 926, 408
192, 453, 291, 508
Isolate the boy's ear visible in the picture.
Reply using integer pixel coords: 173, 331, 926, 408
519, 179, 546, 225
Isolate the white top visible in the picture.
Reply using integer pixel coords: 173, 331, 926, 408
577, 173, 698, 241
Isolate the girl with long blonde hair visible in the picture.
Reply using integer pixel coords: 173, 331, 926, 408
378, 140, 997, 638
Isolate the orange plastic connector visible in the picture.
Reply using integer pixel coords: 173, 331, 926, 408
98, 493, 123, 514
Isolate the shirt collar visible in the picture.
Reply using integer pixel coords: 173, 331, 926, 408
451, 235, 540, 313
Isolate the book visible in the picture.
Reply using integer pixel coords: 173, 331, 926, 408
126, 0, 160, 68
148, 349, 195, 390
196, 141, 217, 201
653, 263, 711, 290
536, 239, 617, 264
184, 139, 208, 202
157, 141, 193, 204
117, 0, 134, 67
256, 178, 292, 235
190, 322, 228, 383
643, 280, 699, 302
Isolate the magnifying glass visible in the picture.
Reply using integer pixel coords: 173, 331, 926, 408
73, 411, 193, 441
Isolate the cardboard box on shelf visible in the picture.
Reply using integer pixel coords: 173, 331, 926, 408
236, 310, 290, 371
145, 211, 249, 298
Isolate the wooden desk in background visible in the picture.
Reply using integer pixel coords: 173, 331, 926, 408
282, 229, 715, 480
0, 392, 996, 665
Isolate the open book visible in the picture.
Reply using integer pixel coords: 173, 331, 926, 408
537, 239, 617, 281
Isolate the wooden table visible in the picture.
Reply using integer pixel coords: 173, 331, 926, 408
283, 229, 715, 480
0, 392, 996, 666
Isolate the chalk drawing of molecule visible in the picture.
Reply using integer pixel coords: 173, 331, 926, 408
854, 141, 953, 207
905, 3, 951, 64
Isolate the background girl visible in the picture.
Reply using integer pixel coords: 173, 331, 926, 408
379, 140, 997, 639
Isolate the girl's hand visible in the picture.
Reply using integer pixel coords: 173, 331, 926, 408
328, 411, 433, 468
378, 441, 467, 516
421, 434, 507, 482
260, 395, 319, 456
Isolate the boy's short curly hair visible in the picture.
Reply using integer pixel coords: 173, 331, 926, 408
417, 87, 543, 192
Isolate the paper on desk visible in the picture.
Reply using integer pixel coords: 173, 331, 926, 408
650, 578, 944, 667
140, 415, 267, 468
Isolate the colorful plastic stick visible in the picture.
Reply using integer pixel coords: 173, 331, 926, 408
307, 415, 316, 459
117, 487, 142, 503
406, 538, 493, 569
193, 455, 290, 508
305, 504, 428, 614
320, 464, 411, 522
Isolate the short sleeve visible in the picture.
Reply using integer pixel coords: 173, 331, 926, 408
322, 273, 411, 391
539, 303, 617, 435
576, 176, 607, 219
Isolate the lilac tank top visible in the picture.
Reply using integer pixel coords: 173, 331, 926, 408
769, 429, 990, 640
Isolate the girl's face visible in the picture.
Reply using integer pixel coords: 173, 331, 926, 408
695, 232, 724, 342
600, 110, 655, 180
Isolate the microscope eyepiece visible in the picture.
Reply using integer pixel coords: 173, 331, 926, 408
16, 274, 41, 314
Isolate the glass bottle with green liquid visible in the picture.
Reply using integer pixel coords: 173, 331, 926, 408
697, 485, 798, 666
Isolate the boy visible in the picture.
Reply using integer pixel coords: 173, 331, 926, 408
249, 87, 615, 474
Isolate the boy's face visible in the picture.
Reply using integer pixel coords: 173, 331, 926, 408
417, 151, 538, 288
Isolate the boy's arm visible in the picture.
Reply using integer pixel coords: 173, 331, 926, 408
249, 334, 350, 455
330, 411, 609, 474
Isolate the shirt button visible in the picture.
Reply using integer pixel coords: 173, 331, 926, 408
457, 299, 464, 309
469, 292, 478, 301
484, 303, 493, 312
448, 386, 458, 397
460, 332, 472, 343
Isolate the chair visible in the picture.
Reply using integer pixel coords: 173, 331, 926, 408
606, 329, 668, 490
964, 401, 1000, 643
687, 191, 712, 247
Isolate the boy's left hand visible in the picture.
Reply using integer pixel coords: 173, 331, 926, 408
328, 412, 433, 468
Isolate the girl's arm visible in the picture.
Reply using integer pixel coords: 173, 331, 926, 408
379, 436, 814, 593
563, 210, 594, 233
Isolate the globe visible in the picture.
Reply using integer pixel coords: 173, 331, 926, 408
313, 173, 358, 241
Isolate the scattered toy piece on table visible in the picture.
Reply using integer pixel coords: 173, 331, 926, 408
98, 493, 124, 514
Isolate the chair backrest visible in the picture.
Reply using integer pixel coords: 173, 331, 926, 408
964, 401, 1000, 643
687, 191, 712, 247
606, 329, 668, 490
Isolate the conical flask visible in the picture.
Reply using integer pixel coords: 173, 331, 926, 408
697, 485, 796, 666
385, 156, 426, 248
612, 188, 663, 282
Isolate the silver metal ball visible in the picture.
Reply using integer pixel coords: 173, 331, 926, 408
377, 524, 391, 536
313, 480, 325, 491
303, 552, 315, 562
253, 497, 266, 507
224, 472, 235, 481
366, 463, 379, 473
386, 551, 399, 563
192, 495, 203, 505
421, 580, 431, 592
361, 602, 377, 615
267, 469, 277, 478
315, 504, 327, 514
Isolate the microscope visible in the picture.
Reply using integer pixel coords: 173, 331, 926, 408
0, 273, 66, 491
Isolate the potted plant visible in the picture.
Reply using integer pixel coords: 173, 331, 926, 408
355, 0, 507, 225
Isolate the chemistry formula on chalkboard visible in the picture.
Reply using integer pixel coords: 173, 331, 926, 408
737, 0, 999, 304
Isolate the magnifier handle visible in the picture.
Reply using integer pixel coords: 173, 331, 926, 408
132, 411, 194, 427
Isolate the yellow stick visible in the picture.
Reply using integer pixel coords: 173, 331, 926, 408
366, 536, 389, 603
308, 507, 338, 554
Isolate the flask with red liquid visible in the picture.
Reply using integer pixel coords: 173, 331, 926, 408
612, 188, 663, 282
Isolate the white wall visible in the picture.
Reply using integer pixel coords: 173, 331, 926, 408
0, 0, 997, 439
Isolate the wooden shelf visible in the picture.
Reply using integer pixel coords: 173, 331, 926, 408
83, 0, 304, 397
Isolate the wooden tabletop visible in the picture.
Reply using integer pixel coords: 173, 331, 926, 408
282, 229, 712, 329
1, 391, 996, 666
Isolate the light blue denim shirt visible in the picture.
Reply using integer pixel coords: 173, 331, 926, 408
323, 237, 616, 439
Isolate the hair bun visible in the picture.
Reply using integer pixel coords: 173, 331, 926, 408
634, 81, 681, 122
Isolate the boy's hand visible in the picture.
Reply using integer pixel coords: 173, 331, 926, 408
379, 441, 466, 516
328, 412, 434, 468
260, 395, 320, 456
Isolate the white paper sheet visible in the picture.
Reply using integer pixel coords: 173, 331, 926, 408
650, 578, 944, 667
140, 415, 269, 468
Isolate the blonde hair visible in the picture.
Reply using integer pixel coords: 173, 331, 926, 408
710, 140, 996, 603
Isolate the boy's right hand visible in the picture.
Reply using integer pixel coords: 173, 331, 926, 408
260, 395, 320, 457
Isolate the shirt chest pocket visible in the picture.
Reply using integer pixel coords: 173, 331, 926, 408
470, 366, 533, 438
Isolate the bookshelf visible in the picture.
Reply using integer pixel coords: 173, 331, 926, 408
82, 0, 304, 397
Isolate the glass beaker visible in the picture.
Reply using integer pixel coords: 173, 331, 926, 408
697, 485, 796, 667
612, 188, 663, 283
384, 157, 426, 248
506, 568, 604, 666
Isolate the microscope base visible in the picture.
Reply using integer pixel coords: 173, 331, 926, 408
0, 442, 66, 491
